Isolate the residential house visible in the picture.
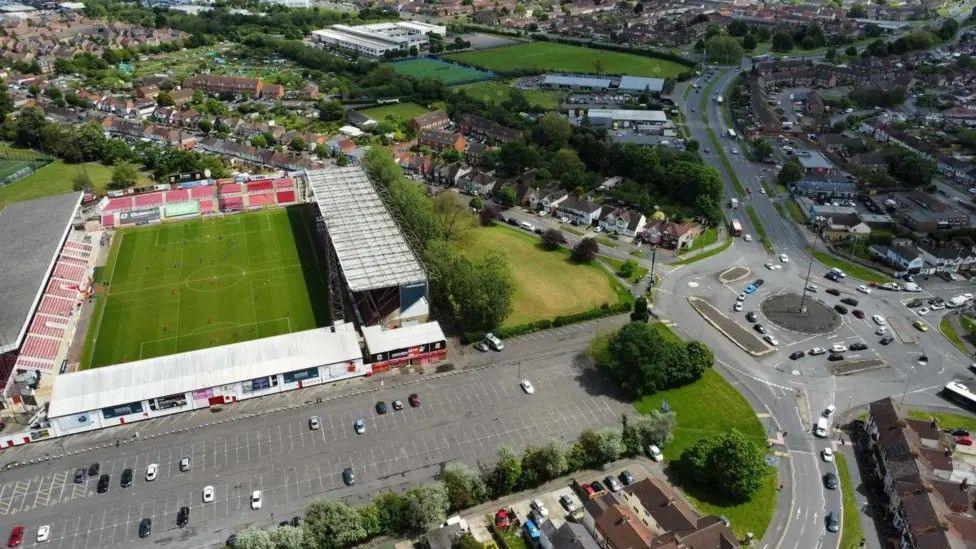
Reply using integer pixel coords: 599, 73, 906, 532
875, 241, 926, 273
598, 207, 647, 237
917, 241, 976, 273
639, 219, 701, 250
346, 110, 377, 130
555, 197, 602, 225
532, 188, 569, 214
790, 179, 857, 200
465, 141, 489, 164
795, 150, 838, 180
260, 84, 285, 100
184, 74, 264, 98
418, 128, 466, 153
456, 169, 499, 196
459, 113, 523, 143
409, 111, 451, 133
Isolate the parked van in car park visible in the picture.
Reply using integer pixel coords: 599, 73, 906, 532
485, 333, 504, 351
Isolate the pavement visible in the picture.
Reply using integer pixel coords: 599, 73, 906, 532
0, 317, 631, 549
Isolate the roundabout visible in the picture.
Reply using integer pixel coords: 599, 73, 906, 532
760, 292, 841, 335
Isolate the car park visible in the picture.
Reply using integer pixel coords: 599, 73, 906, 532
485, 333, 504, 351
852, 309, 864, 319
180, 456, 191, 472
376, 401, 388, 414
822, 448, 834, 462
520, 379, 535, 394
251, 490, 263, 509
840, 297, 858, 307
177, 506, 189, 527
408, 393, 421, 407
35, 525, 49, 543
763, 334, 779, 346
203, 485, 214, 503
810, 347, 826, 355
121, 468, 133, 488
354, 418, 366, 435
833, 304, 848, 314
146, 463, 158, 481
342, 468, 355, 486
309, 416, 320, 430
138, 518, 152, 538
823, 472, 838, 490
97, 474, 110, 493
789, 350, 805, 360
745, 311, 757, 322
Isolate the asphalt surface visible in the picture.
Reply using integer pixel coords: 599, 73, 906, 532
0, 319, 631, 548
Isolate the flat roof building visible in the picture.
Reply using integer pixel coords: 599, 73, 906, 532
585, 109, 668, 129
0, 192, 82, 354
617, 76, 665, 94
311, 21, 446, 57
541, 74, 666, 94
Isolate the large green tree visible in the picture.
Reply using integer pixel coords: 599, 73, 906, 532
303, 500, 368, 549
705, 35, 744, 64
442, 462, 488, 512
677, 429, 766, 500
489, 446, 522, 496
403, 484, 450, 531
535, 112, 572, 150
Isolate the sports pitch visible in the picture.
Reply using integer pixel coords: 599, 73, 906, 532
443, 42, 689, 78
80, 207, 331, 369
388, 58, 493, 85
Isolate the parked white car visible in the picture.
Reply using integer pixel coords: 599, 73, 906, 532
203, 485, 214, 503
876, 326, 887, 335
830, 344, 847, 353
917, 307, 930, 316
520, 379, 535, 394
809, 347, 827, 356
744, 234, 753, 242
647, 444, 664, 462
822, 448, 834, 462
146, 463, 158, 481
779, 253, 789, 263
857, 285, 871, 294
764, 334, 779, 346
872, 315, 887, 326
36, 525, 50, 543
251, 490, 263, 510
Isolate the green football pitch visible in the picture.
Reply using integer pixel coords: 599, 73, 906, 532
80, 207, 331, 369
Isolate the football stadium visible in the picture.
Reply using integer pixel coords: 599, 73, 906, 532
1, 166, 447, 445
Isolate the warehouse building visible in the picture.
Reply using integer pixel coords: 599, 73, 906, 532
582, 109, 668, 129
311, 21, 446, 57
45, 325, 364, 436
540, 74, 665, 94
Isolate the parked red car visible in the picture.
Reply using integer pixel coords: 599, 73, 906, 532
956, 435, 973, 446
495, 509, 510, 529
408, 393, 421, 407
7, 525, 24, 548
581, 483, 596, 496
852, 309, 865, 319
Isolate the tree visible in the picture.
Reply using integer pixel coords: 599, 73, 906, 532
771, 32, 794, 52
750, 138, 772, 161
579, 428, 625, 464
0, 82, 13, 123
541, 228, 566, 250
776, 161, 803, 186
522, 441, 567, 484
496, 185, 518, 208
303, 500, 367, 549
489, 446, 522, 496
317, 100, 346, 122
14, 108, 46, 149
741, 34, 757, 51
630, 296, 649, 322
442, 462, 488, 512
250, 134, 269, 148
938, 18, 959, 41
618, 259, 639, 279
677, 429, 766, 500
235, 526, 274, 549
632, 410, 676, 448
468, 196, 484, 210
888, 151, 936, 188
289, 136, 307, 152
156, 91, 174, 107
433, 191, 470, 241
267, 525, 305, 549
847, 3, 867, 17
603, 321, 708, 397
825, 47, 837, 61
535, 112, 572, 150
845, 45, 858, 57
498, 140, 539, 176
110, 163, 138, 189
684, 340, 715, 381
694, 39, 706, 52
705, 35, 744, 65
358, 504, 384, 539
431, 246, 514, 332
373, 492, 409, 534
572, 238, 599, 262
403, 484, 449, 531
480, 204, 501, 226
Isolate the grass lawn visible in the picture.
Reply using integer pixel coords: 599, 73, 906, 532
358, 102, 431, 123
634, 364, 775, 538
671, 234, 733, 266
443, 42, 688, 78
835, 454, 864, 549
909, 410, 976, 433
452, 80, 563, 110
940, 317, 970, 354
600, 256, 649, 283
80, 207, 330, 368
0, 160, 151, 209
458, 224, 625, 328
808, 249, 893, 284
784, 199, 807, 224
388, 58, 492, 85
675, 226, 718, 257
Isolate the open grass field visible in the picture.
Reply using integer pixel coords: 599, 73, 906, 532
80, 207, 330, 369
458, 224, 624, 327
835, 454, 864, 549
388, 58, 493, 85
358, 102, 431, 122
443, 42, 689, 78
808, 249, 893, 284
0, 160, 152, 209
452, 80, 563, 110
909, 410, 976, 433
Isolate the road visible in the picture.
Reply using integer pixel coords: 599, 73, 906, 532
0, 319, 632, 548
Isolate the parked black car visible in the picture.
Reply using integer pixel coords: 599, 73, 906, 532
826, 512, 839, 533
375, 401, 387, 414
828, 353, 844, 361
619, 470, 635, 486
120, 468, 133, 488
97, 474, 110, 493
833, 304, 848, 314
789, 351, 805, 360
590, 480, 606, 492
754, 279, 765, 287
850, 342, 868, 351
88, 463, 100, 476
177, 506, 189, 527
342, 468, 355, 486
823, 472, 838, 490
880, 336, 894, 345
139, 518, 152, 538
840, 297, 859, 307
73, 469, 85, 484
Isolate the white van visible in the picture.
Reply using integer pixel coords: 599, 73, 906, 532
815, 417, 830, 438
830, 267, 846, 278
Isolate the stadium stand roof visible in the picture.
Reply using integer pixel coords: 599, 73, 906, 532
618, 76, 665, 93
305, 165, 427, 292
362, 321, 445, 354
542, 74, 613, 89
0, 192, 82, 354
48, 326, 361, 418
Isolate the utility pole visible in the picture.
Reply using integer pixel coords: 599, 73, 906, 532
797, 251, 815, 313
649, 247, 657, 289
900, 364, 916, 408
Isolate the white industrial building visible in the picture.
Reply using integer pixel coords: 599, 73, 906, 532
311, 21, 447, 57
584, 109, 668, 129
45, 325, 364, 436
